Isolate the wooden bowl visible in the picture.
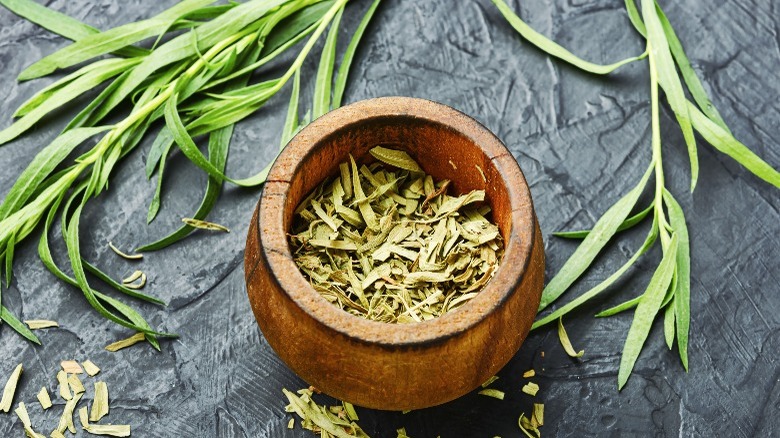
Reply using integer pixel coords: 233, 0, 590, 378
244, 97, 544, 411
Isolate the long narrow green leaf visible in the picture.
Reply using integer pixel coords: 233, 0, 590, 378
281, 70, 301, 149
18, 0, 215, 81
0, 59, 135, 145
0, 127, 110, 221
538, 163, 654, 311
147, 140, 174, 224
312, 5, 343, 119
595, 295, 641, 317
0, 0, 148, 58
688, 102, 780, 187
261, 0, 335, 57
492, 0, 647, 75
618, 233, 679, 389
663, 189, 690, 369
332, 0, 379, 108
641, 0, 698, 191
655, 4, 729, 133
0, 305, 41, 345
553, 204, 653, 239
4, 233, 15, 288
624, 0, 646, 36
533, 218, 658, 329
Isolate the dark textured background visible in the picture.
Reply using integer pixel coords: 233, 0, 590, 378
1, 0, 779, 436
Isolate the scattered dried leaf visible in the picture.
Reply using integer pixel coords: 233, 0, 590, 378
182, 217, 230, 232
481, 376, 499, 388
57, 370, 72, 401
24, 320, 59, 330
108, 242, 143, 260
522, 369, 536, 378
90, 381, 109, 422
557, 317, 584, 358
105, 332, 146, 352
0, 364, 23, 412
85, 424, 131, 437
68, 374, 85, 394
61, 360, 84, 374
521, 382, 540, 397
37, 387, 52, 410
478, 389, 505, 400
82, 360, 101, 377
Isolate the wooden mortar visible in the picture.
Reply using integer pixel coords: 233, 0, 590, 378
244, 97, 544, 411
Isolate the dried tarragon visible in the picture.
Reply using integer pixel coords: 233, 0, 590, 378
105, 332, 146, 352
283, 388, 369, 438
14, 402, 46, 438
1, 364, 23, 412
289, 146, 504, 323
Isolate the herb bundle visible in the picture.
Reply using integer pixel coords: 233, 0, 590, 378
0, 0, 380, 345
289, 146, 504, 323
493, 0, 780, 388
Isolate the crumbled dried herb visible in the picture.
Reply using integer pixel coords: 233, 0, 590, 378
283, 388, 369, 437
57, 370, 71, 401
478, 389, 505, 400
289, 147, 504, 323
396, 427, 411, 438
82, 360, 101, 377
182, 217, 230, 233
68, 374, 86, 395
0, 364, 23, 412
105, 332, 146, 352
521, 382, 539, 397
37, 387, 52, 410
24, 320, 59, 330
522, 369, 535, 378
90, 381, 109, 422
557, 318, 584, 358
84, 424, 131, 437
481, 376, 499, 388
108, 242, 143, 261
56, 391, 82, 434
61, 360, 84, 374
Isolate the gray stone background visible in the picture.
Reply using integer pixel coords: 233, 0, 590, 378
1, 0, 778, 436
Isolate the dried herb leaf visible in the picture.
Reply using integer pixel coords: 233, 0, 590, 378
531, 403, 544, 427
181, 217, 230, 232
481, 376, 499, 388
1, 364, 23, 412
557, 318, 584, 358
343, 401, 359, 421
105, 332, 147, 352
521, 382, 539, 397
68, 374, 85, 394
82, 360, 101, 377
397, 427, 411, 438
369, 146, 423, 173
282, 388, 369, 438
57, 370, 72, 401
90, 381, 109, 422
24, 320, 59, 330
79, 406, 89, 429
37, 387, 52, 410
108, 242, 143, 260
15, 402, 46, 438
56, 391, 82, 434
122, 271, 147, 290
85, 424, 131, 437
478, 389, 505, 400
61, 360, 84, 374
522, 369, 535, 378
518, 413, 538, 438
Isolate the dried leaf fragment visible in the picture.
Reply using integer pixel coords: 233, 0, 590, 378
56, 391, 82, 434
37, 387, 52, 410
481, 375, 499, 388
79, 406, 89, 429
85, 424, 131, 437
282, 388, 369, 438
521, 382, 540, 396
57, 370, 72, 401
24, 320, 59, 330
182, 217, 230, 232
82, 360, 101, 377
531, 403, 544, 427
518, 413, 539, 438
108, 242, 143, 260
122, 270, 147, 289
287, 418, 294, 429
478, 389, 505, 400
557, 317, 584, 358
0, 364, 23, 412
121, 270, 144, 284
105, 332, 146, 352
522, 369, 536, 378
369, 146, 423, 172
343, 401, 359, 421
61, 360, 84, 374
15, 402, 45, 438
397, 427, 412, 438
51, 431, 66, 438
90, 381, 109, 422
68, 374, 85, 394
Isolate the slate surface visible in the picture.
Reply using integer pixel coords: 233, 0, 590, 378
1, 0, 778, 436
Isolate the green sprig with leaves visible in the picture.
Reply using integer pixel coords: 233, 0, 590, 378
493, 0, 780, 388
0, 0, 380, 345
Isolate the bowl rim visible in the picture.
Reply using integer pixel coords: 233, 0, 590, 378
255, 96, 537, 347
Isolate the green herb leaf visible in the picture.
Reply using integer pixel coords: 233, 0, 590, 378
663, 189, 690, 369
332, 0, 381, 108
281, 70, 301, 149
492, 0, 647, 74
595, 295, 641, 317
0, 305, 41, 345
553, 204, 653, 239
688, 101, 780, 188
641, 0, 698, 191
538, 164, 653, 312
618, 233, 679, 389
312, 4, 343, 119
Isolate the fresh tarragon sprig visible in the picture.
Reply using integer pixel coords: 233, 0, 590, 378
0, 0, 380, 346
492, 0, 780, 388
